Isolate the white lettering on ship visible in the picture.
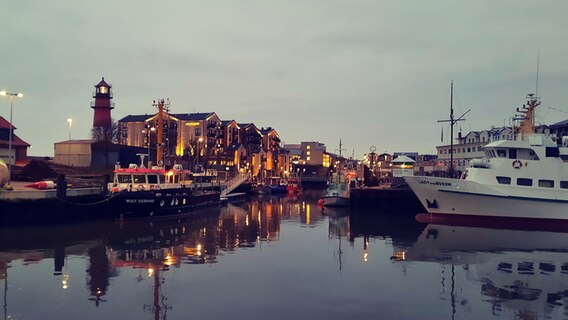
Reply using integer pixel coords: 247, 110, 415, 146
417, 180, 452, 187
125, 199, 155, 204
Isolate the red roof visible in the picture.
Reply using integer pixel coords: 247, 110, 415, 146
0, 135, 30, 147
95, 77, 110, 88
0, 115, 29, 147
0, 116, 15, 129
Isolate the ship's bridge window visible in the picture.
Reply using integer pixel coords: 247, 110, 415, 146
517, 178, 533, 186
496, 176, 511, 184
133, 174, 146, 184
546, 147, 560, 158
508, 148, 517, 159
118, 174, 132, 183
147, 174, 159, 184
538, 179, 554, 188
497, 149, 507, 158
517, 148, 540, 160
560, 181, 568, 189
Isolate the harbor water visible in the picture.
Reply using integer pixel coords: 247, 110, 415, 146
1, 190, 567, 319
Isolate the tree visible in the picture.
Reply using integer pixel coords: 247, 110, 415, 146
91, 119, 119, 168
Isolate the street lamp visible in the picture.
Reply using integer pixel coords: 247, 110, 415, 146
67, 118, 72, 165
0, 90, 23, 185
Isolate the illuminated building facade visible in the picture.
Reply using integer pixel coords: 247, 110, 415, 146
118, 111, 289, 177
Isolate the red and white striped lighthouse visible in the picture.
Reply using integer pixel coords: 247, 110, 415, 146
91, 77, 114, 128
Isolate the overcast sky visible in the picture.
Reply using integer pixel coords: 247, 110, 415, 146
2, 1, 568, 157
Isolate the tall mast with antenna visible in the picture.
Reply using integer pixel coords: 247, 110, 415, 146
535, 51, 540, 98
438, 81, 470, 178
152, 98, 170, 165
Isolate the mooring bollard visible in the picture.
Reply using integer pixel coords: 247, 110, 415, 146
55, 174, 67, 222
56, 174, 67, 200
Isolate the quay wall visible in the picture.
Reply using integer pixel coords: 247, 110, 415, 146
350, 187, 425, 215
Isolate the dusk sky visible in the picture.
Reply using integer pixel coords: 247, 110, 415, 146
2, 1, 568, 157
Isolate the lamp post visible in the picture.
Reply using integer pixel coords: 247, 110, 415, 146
67, 118, 72, 165
0, 90, 23, 185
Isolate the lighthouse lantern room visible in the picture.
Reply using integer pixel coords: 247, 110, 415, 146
91, 77, 114, 128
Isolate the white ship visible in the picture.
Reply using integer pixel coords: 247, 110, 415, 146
405, 94, 568, 220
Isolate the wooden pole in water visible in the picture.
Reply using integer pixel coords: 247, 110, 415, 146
56, 174, 67, 222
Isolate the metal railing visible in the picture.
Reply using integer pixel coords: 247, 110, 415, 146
220, 172, 250, 196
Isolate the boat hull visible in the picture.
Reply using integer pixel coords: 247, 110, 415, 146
321, 196, 350, 207
405, 175, 568, 220
107, 188, 220, 220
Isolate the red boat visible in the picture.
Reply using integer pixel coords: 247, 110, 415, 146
286, 173, 302, 194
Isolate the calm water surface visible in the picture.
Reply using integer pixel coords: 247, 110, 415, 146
2, 190, 568, 319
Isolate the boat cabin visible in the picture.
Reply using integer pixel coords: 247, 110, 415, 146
110, 164, 192, 192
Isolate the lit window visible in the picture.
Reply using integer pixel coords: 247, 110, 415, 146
306, 145, 310, 150
307, 151, 310, 156
100, 86, 107, 94
307, 156, 311, 161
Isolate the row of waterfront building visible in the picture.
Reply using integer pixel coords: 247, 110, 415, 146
3, 77, 568, 179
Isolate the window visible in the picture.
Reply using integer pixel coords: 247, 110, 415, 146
147, 175, 159, 184
118, 175, 132, 183
538, 180, 554, 188
546, 147, 560, 157
517, 178, 533, 186
497, 149, 507, 157
496, 176, 511, 184
467, 147, 471, 153
509, 148, 517, 159
195, 128, 201, 136
133, 175, 146, 183
560, 181, 568, 189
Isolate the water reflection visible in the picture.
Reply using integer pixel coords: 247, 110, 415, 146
0, 194, 326, 319
3, 193, 568, 319
394, 222, 568, 319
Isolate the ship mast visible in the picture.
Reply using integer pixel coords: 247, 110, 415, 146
516, 94, 540, 137
438, 81, 469, 178
152, 99, 170, 165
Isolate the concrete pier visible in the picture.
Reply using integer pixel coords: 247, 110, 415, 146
0, 181, 102, 203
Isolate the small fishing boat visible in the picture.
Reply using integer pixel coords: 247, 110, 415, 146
251, 183, 271, 194
321, 167, 358, 207
286, 173, 302, 194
